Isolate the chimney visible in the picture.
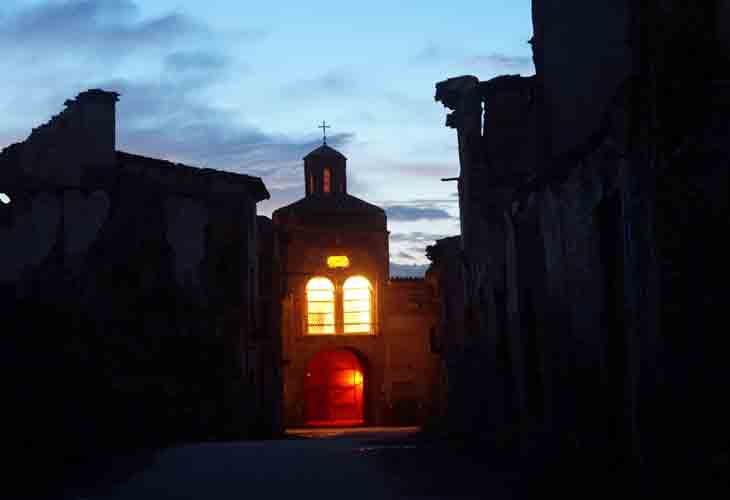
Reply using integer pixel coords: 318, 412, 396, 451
74, 89, 120, 167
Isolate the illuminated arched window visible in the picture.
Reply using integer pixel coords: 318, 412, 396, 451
308, 174, 314, 194
306, 277, 335, 334
323, 167, 331, 194
343, 276, 372, 334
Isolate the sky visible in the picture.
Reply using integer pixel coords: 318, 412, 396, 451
0, 0, 535, 276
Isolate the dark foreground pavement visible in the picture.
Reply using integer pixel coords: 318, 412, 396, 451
60, 427, 520, 500
47, 427, 729, 499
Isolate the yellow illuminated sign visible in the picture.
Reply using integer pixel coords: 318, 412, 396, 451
326, 255, 350, 268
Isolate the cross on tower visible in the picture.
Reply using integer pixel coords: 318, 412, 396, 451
318, 120, 331, 145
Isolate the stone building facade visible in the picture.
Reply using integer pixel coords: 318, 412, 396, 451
273, 143, 441, 427
1, 90, 280, 471
430, 0, 729, 485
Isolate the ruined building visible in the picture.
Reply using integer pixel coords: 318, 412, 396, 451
272, 141, 441, 426
430, 0, 729, 484
1, 90, 281, 469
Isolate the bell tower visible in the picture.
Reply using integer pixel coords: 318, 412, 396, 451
303, 121, 347, 196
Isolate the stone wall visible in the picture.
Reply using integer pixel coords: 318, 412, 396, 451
432, 0, 730, 487
256, 216, 285, 435
531, 0, 631, 158
383, 278, 441, 425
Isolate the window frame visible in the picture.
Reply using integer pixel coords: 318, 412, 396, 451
305, 277, 336, 335
342, 275, 373, 334
303, 274, 376, 336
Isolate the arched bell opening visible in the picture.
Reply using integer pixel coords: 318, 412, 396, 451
304, 349, 366, 427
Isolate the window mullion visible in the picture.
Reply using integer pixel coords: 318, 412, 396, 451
336, 282, 343, 334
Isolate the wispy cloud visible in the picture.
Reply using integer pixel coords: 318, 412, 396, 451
389, 262, 429, 278
0, 1, 247, 129
389, 230, 453, 268
410, 42, 448, 64
390, 231, 449, 244
259, 184, 305, 217
466, 53, 534, 72
410, 43, 533, 76
164, 51, 230, 73
0, 0, 206, 55
396, 250, 416, 260
389, 161, 458, 178
109, 76, 355, 172
283, 69, 356, 99
385, 205, 453, 221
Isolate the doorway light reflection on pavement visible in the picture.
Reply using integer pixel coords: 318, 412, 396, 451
285, 426, 420, 440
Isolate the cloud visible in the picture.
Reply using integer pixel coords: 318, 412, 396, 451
466, 53, 534, 72
392, 162, 458, 178
0, 1, 317, 210
0, 0, 205, 55
385, 205, 453, 221
164, 51, 230, 73
258, 184, 304, 217
389, 262, 429, 278
389, 231, 453, 265
0, 0, 262, 131
390, 232, 449, 244
410, 44, 533, 75
380, 197, 458, 205
396, 251, 416, 260
110, 77, 354, 171
0, 1, 264, 99
283, 69, 356, 99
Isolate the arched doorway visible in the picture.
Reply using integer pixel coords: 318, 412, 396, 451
304, 350, 365, 426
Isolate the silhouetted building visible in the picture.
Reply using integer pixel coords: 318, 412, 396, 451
431, 0, 729, 489
272, 142, 441, 426
0, 90, 279, 469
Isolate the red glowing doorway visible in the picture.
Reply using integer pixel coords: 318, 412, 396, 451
304, 350, 365, 426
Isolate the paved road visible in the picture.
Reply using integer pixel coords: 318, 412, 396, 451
71, 427, 514, 500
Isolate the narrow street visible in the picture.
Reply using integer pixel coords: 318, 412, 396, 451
69, 427, 519, 500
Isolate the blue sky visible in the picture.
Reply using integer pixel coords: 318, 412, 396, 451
0, 0, 534, 274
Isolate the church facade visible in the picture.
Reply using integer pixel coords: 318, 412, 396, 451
272, 141, 441, 427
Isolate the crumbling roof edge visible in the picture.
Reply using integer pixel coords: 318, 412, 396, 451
116, 151, 270, 201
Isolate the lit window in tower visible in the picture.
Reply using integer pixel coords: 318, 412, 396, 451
326, 255, 350, 269
343, 276, 372, 334
306, 277, 335, 334
323, 167, 331, 193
